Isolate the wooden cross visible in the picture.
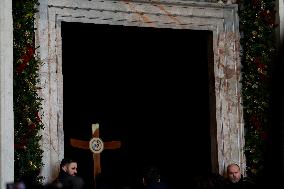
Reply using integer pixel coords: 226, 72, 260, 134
70, 123, 121, 184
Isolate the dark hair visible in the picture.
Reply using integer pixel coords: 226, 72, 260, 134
60, 158, 77, 168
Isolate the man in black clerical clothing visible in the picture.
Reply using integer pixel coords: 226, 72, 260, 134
223, 164, 255, 189
53, 158, 84, 189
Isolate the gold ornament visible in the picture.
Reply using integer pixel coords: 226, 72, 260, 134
33, 164, 37, 170
251, 31, 257, 38
29, 161, 38, 170
27, 118, 32, 125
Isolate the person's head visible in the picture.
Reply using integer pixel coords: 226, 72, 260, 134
60, 158, 78, 176
142, 166, 161, 186
226, 163, 241, 183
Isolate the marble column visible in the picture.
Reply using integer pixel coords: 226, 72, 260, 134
0, 0, 14, 188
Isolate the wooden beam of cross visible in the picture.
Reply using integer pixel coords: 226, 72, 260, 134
70, 123, 121, 184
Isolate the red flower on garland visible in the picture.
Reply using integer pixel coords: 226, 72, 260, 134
250, 115, 261, 130
252, 57, 267, 81
259, 10, 277, 28
29, 123, 36, 130
35, 112, 42, 123
251, 0, 261, 8
259, 73, 267, 81
16, 45, 34, 74
253, 57, 266, 71
260, 131, 267, 140
15, 138, 28, 149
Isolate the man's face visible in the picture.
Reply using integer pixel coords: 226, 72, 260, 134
227, 165, 241, 183
63, 162, 78, 176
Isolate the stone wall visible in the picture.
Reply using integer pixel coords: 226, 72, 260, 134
37, 0, 244, 182
0, 0, 14, 188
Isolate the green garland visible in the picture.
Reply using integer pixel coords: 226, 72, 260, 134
13, 0, 44, 184
238, 0, 277, 179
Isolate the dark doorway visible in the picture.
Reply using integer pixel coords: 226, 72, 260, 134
62, 22, 213, 189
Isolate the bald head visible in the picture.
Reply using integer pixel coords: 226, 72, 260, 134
227, 164, 241, 183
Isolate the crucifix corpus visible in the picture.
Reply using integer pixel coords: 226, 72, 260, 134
70, 123, 122, 183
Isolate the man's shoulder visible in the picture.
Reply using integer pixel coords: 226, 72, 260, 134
242, 177, 256, 185
242, 177, 257, 189
223, 177, 256, 189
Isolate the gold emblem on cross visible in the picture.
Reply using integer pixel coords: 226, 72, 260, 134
70, 123, 121, 183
